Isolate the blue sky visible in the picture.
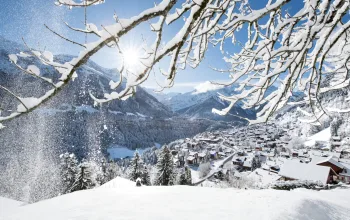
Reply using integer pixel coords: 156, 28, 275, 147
0, 0, 303, 93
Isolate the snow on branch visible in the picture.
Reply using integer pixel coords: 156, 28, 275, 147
211, 0, 350, 124
55, 0, 105, 8
2, 0, 350, 126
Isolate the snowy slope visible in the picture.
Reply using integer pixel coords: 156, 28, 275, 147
99, 177, 135, 189
158, 86, 241, 112
0, 196, 24, 217
247, 168, 281, 187
305, 127, 331, 147
2, 178, 350, 220
177, 96, 256, 122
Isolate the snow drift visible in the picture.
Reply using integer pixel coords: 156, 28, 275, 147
2, 177, 350, 220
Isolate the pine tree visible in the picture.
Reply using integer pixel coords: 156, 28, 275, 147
185, 166, 192, 185
251, 157, 257, 171
155, 146, 175, 186
256, 157, 262, 168
129, 151, 142, 181
178, 170, 187, 185
179, 172, 187, 185
330, 117, 341, 136
104, 160, 120, 183
141, 165, 151, 186
274, 148, 278, 157
73, 161, 97, 191
59, 152, 78, 194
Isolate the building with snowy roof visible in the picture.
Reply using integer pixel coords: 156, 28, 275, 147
278, 160, 336, 185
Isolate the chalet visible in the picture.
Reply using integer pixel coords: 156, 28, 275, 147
255, 146, 263, 151
187, 156, 197, 165
242, 159, 253, 171
316, 156, 344, 172
266, 141, 277, 148
181, 148, 189, 153
189, 151, 198, 158
331, 136, 342, 148
210, 150, 217, 159
280, 152, 290, 158
218, 152, 226, 158
262, 161, 280, 173
198, 152, 208, 163
267, 151, 275, 158
298, 150, 309, 158
237, 150, 245, 156
342, 149, 350, 157
279, 160, 336, 185
224, 148, 233, 156
291, 150, 298, 158
338, 162, 350, 184
300, 158, 311, 163
232, 156, 246, 166
257, 140, 264, 145
315, 156, 350, 183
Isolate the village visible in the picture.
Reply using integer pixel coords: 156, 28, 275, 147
163, 123, 350, 188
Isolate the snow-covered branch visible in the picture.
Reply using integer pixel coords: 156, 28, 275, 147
212, 0, 350, 124
2, 0, 350, 126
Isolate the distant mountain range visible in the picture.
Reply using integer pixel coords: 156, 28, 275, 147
0, 36, 236, 201
146, 84, 281, 122
0, 36, 233, 160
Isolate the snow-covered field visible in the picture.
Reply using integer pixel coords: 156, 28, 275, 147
0, 197, 24, 217
304, 127, 331, 147
2, 178, 350, 220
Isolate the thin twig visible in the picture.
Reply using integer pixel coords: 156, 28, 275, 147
45, 24, 86, 48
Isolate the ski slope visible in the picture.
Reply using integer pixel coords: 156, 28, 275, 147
305, 127, 331, 147
2, 178, 350, 220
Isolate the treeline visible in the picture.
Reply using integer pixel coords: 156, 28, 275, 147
59, 153, 121, 194
59, 146, 193, 195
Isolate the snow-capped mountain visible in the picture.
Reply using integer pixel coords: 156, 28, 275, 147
0, 36, 232, 202
154, 87, 232, 112
0, 37, 227, 155
176, 95, 255, 122
148, 84, 277, 122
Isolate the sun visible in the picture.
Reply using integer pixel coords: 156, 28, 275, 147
123, 47, 140, 68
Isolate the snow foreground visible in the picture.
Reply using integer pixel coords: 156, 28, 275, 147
2, 179, 350, 220
0, 197, 24, 217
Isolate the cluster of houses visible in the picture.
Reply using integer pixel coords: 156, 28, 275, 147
168, 130, 236, 167
231, 145, 350, 186
165, 123, 350, 187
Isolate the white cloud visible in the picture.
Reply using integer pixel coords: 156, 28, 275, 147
193, 81, 224, 94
